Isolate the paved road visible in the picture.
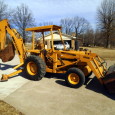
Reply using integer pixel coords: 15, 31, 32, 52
0, 55, 29, 100
0, 56, 115, 115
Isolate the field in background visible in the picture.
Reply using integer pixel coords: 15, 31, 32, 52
82, 47, 115, 60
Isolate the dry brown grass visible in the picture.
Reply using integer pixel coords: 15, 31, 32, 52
0, 100, 24, 115
82, 47, 115, 60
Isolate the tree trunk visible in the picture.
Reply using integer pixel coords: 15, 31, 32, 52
75, 28, 79, 50
106, 32, 111, 48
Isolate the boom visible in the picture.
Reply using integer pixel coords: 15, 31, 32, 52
0, 19, 26, 63
0, 19, 27, 81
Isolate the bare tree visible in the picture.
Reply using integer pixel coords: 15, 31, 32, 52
73, 16, 90, 38
97, 0, 115, 48
83, 28, 94, 46
60, 18, 73, 34
60, 17, 90, 37
11, 4, 35, 41
0, 0, 9, 20
60, 17, 91, 49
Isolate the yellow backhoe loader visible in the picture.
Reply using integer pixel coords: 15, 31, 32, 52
0, 19, 115, 93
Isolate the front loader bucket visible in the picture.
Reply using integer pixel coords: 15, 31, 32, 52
102, 64, 115, 93
0, 44, 15, 62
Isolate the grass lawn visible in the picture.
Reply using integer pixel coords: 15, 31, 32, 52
81, 47, 115, 60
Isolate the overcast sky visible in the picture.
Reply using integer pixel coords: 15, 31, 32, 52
5, 0, 102, 29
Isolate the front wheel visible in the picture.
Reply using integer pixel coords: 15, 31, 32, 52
65, 68, 85, 88
24, 55, 46, 81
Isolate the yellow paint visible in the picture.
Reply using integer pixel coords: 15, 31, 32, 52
27, 61, 37, 75
32, 31, 35, 50
68, 73, 80, 85
0, 19, 109, 85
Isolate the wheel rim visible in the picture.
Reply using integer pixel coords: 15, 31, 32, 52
27, 61, 37, 75
68, 73, 80, 85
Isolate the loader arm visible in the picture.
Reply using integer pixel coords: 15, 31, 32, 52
77, 51, 115, 93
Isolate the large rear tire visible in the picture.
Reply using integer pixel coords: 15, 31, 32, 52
24, 55, 46, 81
65, 68, 85, 88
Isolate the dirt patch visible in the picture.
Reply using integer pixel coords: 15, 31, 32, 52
0, 100, 24, 115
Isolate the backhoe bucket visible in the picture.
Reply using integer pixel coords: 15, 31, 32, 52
102, 65, 115, 93
0, 44, 15, 62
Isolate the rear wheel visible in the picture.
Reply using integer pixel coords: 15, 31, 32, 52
24, 55, 46, 80
65, 68, 85, 88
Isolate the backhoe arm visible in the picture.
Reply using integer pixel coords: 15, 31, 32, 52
0, 19, 27, 81
0, 19, 26, 63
